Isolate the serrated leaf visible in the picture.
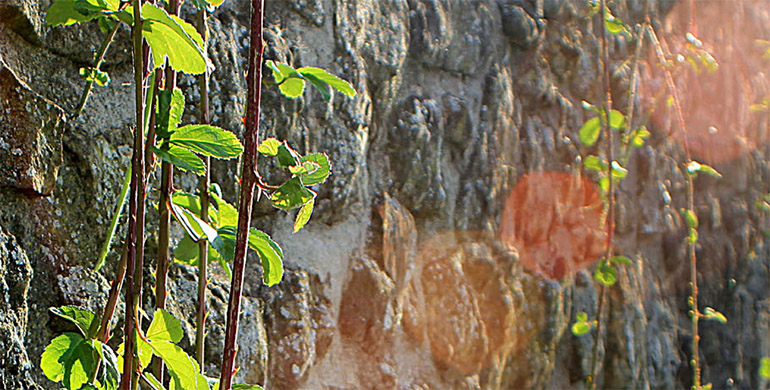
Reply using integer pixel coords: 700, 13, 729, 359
271, 178, 315, 210
41, 332, 96, 390
266, 60, 306, 98
594, 262, 617, 286
96, 341, 120, 390
289, 161, 321, 176
298, 66, 356, 99
156, 88, 185, 139
210, 191, 238, 228
142, 3, 206, 74
299, 153, 331, 185
257, 137, 281, 156
276, 143, 301, 167
293, 198, 315, 233
147, 309, 184, 343
211, 227, 236, 262
152, 144, 206, 175
46, 0, 105, 26
579, 117, 601, 147
249, 228, 284, 286
168, 199, 219, 243
583, 155, 606, 172
143, 373, 166, 390
169, 125, 243, 159
681, 209, 698, 229
149, 341, 200, 390
50, 306, 98, 339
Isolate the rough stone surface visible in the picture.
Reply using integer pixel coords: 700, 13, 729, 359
1, 1, 770, 390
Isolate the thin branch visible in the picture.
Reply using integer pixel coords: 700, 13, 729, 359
195, 6, 211, 373
219, 1, 265, 389
72, 19, 121, 117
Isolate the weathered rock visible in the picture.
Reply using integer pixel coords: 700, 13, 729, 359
0, 225, 39, 389
0, 64, 64, 196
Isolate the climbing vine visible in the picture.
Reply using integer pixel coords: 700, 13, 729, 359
39, 0, 354, 389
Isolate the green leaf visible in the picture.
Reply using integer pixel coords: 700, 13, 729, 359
189, 0, 225, 11
686, 160, 721, 178
611, 255, 632, 265
172, 191, 218, 226
149, 341, 200, 390
151, 144, 206, 175
46, 0, 104, 26
293, 198, 315, 233
249, 228, 284, 286
289, 161, 321, 176
50, 306, 98, 339
583, 155, 606, 172
681, 209, 698, 229
608, 109, 626, 130
41, 332, 96, 390
271, 178, 315, 210
594, 262, 618, 286
598, 176, 610, 194
233, 385, 265, 390
266, 60, 306, 98
299, 153, 331, 185
576, 312, 588, 322
143, 373, 167, 390
702, 307, 727, 324
276, 143, 301, 167
571, 320, 591, 336
631, 126, 650, 148
210, 192, 239, 228
174, 234, 201, 265
698, 164, 722, 179
142, 3, 207, 75
257, 137, 281, 157
79, 67, 111, 87
760, 357, 770, 379
298, 66, 357, 99
156, 88, 185, 139
168, 199, 219, 243
146, 309, 184, 343
579, 117, 601, 147
169, 125, 244, 159
688, 228, 699, 244
211, 227, 236, 262
610, 161, 628, 179
99, 342, 120, 390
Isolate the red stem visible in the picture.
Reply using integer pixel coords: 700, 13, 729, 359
219, 1, 264, 388
195, 7, 211, 373
120, 0, 146, 388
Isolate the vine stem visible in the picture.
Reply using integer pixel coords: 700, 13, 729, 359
72, 19, 121, 117
120, 0, 146, 388
153, 0, 180, 382
195, 7, 211, 373
646, 23, 702, 390
588, 1, 614, 388
219, 1, 265, 388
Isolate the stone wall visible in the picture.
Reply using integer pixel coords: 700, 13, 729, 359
1, 0, 770, 389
